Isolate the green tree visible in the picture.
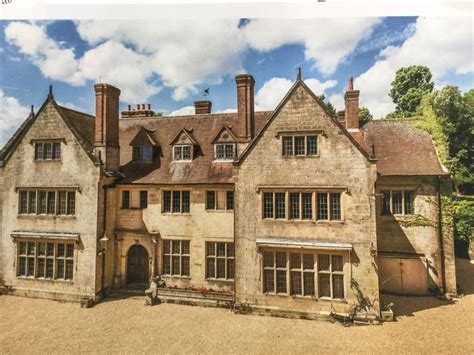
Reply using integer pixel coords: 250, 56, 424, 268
359, 106, 373, 126
389, 65, 434, 115
316, 94, 336, 118
430, 85, 474, 193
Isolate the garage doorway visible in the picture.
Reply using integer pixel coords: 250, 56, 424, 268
127, 244, 149, 284
378, 256, 428, 295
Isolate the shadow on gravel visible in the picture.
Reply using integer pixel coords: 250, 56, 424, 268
380, 294, 454, 318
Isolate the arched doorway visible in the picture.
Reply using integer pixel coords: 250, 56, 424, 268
127, 244, 149, 284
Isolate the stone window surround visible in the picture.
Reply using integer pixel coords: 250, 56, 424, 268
162, 239, 190, 278
205, 241, 235, 281
259, 187, 345, 223
276, 130, 324, 158
205, 190, 235, 212
260, 247, 346, 300
15, 238, 75, 282
161, 190, 191, 214
380, 189, 415, 216
31, 138, 65, 161
121, 189, 150, 210
17, 188, 77, 217
214, 143, 236, 161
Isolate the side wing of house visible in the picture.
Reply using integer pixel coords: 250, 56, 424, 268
0, 96, 101, 301
234, 79, 379, 317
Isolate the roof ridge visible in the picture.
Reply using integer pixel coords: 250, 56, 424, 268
58, 105, 95, 119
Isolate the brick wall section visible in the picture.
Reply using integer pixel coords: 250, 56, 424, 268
344, 90, 360, 130
235, 83, 379, 314
236, 74, 255, 139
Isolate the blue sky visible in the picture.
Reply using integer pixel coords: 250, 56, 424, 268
1, 17, 472, 147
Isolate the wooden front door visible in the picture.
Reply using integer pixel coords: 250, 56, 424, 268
127, 245, 149, 284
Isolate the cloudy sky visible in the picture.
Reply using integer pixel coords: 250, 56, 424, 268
0, 17, 472, 147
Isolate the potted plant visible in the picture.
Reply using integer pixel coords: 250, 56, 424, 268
381, 302, 394, 322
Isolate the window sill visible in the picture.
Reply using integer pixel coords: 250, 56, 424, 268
17, 214, 76, 220
34, 159, 62, 163
205, 209, 234, 213
172, 160, 193, 163
161, 212, 191, 216
263, 293, 346, 303
205, 278, 234, 283
16, 276, 74, 283
120, 207, 146, 210
212, 159, 235, 163
261, 219, 344, 225
281, 155, 320, 159
161, 275, 191, 280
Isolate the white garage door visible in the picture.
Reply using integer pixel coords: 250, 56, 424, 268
378, 256, 428, 296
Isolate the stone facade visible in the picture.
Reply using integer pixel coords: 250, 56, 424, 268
0, 72, 456, 320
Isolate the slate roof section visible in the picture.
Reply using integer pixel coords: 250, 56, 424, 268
361, 120, 448, 176
118, 111, 271, 184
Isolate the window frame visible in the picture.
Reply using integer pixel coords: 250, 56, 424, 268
173, 144, 193, 161
281, 135, 319, 157
380, 189, 415, 216
205, 242, 235, 281
18, 189, 76, 216
262, 249, 346, 300
16, 239, 75, 281
34, 141, 62, 161
214, 143, 236, 161
121, 190, 130, 209
161, 190, 191, 214
162, 239, 190, 277
133, 146, 153, 162
139, 190, 148, 209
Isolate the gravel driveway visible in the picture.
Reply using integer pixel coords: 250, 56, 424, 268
1, 290, 473, 354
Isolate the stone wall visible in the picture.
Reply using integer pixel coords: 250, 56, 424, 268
0, 101, 101, 301
234, 83, 379, 315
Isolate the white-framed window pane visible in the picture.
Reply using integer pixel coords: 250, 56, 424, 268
330, 193, 341, 220
392, 191, 403, 214
317, 193, 328, 220
263, 192, 274, 219
216, 144, 225, 159
289, 192, 300, 220
295, 136, 305, 156
44, 143, 53, 160
224, 144, 234, 159
282, 136, 293, 156
307, 136, 317, 155
302, 193, 312, 219
35, 143, 43, 160
182, 146, 191, 160
275, 192, 285, 219
319, 274, 331, 297
173, 146, 182, 160
53, 143, 61, 160
172, 191, 181, 212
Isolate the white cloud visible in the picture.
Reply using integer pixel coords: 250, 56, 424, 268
328, 93, 345, 112
169, 106, 195, 116
255, 77, 337, 110
5, 22, 84, 86
355, 17, 473, 118
0, 90, 31, 148
243, 19, 381, 75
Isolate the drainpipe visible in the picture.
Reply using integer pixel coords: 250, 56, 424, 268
99, 182, 115, 299
436, 176, 447, 293
232, 185, 236, 310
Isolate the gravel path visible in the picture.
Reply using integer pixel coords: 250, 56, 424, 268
1, 291, 473, 354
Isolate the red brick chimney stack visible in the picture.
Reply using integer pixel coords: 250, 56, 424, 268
235, 74, 255, 140
94, 83, 121, 170
344, 76, 360, 131
194, 100, 212, 115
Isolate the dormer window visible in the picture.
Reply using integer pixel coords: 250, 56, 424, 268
173, 145, 192, 161
133, 146, 153, 161
215, 143, 235, 160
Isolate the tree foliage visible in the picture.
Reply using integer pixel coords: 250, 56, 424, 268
389, 65, 434, 115
359, 107, 373, 126
317, 94, 337, 118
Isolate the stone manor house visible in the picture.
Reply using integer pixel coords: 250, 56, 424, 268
0, 70, 456, 319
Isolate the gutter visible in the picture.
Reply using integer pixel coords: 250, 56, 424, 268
436, 176, 447, 293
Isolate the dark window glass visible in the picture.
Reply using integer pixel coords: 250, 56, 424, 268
291, 271, 302, 295
303, 254, 314, 270
122, 190, 130, 209
39, 192, 47, 214
35, 143, 43, 160
140, 191, 148, 209
181, 256, 190, 276
53, 143, 61, 159
303, 272, 315, 296
163, 191, 171, 212
404, 191, 414, 215
332, 255, 344, 272
264, 270, 274, 293
282, 136, 293, 156
67, 192, 75, 215
333, 275, 344, 299
216, 259, 226, 278
275, 192, 286, 219
227, 259, 235, 279
182, 146, 191, 160
47, 191, 56, 214
275, 252, 286, 268
319, 274, 331, 297
44, 143, 53, 160
28, 191, 36, 214
206, 191, 216, 210
172, 191, 181, 212
46, 259, 54, 278
19, 191, 28, 214
263, 192, 274, 219
289, 192, 300, 220
142, 147, 153, 161
216, 144, 225, 159
38, 258, 45, 278
59, 191, 67, 215
224, 144, 234, 159
392, 191, 402, 214
295, 136, 305, 156
276, 271, 287, 293
182, 191, 190, 213
330, 193, 341, 220
381, 191, 390, 215
226, 191, 234, 210
206, 258, 215, 278
319, 254, 330, 271
317, 193, 328, 220
290, 253, 301, 269
66, 260, 74, 280
307, 136, 317, 155
263, 251, 274, 267
302, 193, 312, 219
173, 146, 182, 160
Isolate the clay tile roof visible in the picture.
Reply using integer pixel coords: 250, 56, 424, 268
118, 111, 271, 184
57, 106, 96, 153
362, 120, 448, 176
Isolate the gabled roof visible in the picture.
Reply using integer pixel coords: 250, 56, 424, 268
0, 94, 98, 167
130, 126, 159, 147
211, 125, 238, 144
169, 128, 198, 146
236, 78, 375, 165
361, 120, 448, 176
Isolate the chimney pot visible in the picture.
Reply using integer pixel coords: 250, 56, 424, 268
136, 104, 140, 111
127, 105, 131, 112
194, 100, 212, 115
147, 104, 151, 111
348, 76, 354, 91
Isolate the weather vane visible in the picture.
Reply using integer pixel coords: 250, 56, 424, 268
203, 88, 210, 99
